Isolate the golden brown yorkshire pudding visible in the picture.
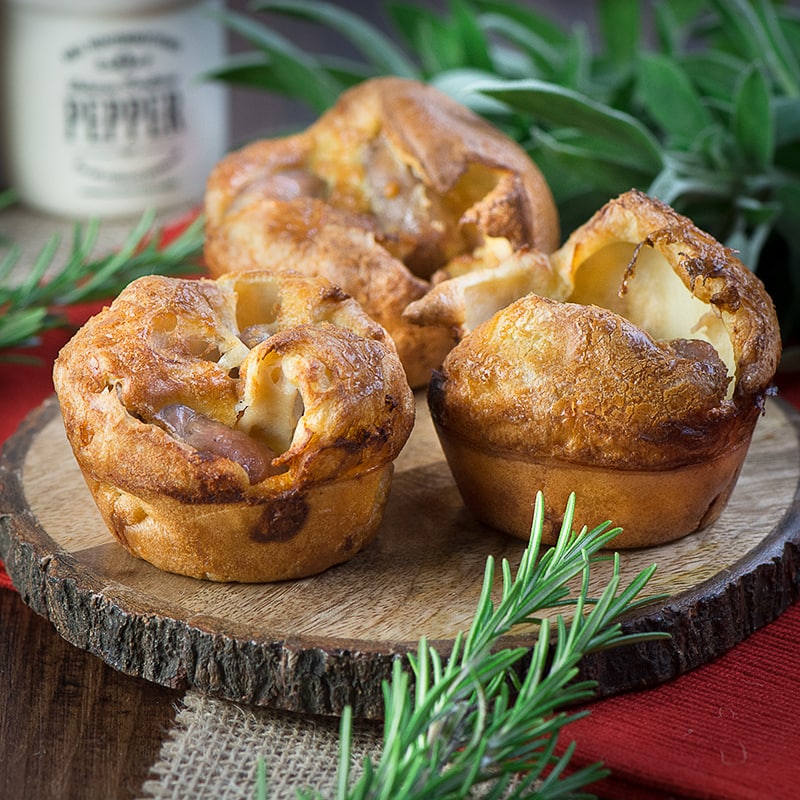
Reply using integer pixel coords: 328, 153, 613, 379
426, 190, 781, 547
53, 271, 415, 582
204, 76, 559, 388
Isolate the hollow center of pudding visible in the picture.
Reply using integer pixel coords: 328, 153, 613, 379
232, 277, 281, 334
362, 133, 506, 277
567, 242, 735, 388
236, 354, 306, 457
146, 280, 309, 477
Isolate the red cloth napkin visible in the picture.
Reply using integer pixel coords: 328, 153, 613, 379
2, 258, 799, 796
0, 304, 100, 591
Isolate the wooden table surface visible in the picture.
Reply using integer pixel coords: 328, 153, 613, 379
0, 587, 181, 800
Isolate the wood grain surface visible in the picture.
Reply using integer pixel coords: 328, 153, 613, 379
0, 588, 181, 800
2, 393, 799, 720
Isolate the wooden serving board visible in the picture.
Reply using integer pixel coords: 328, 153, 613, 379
2, 393, 800, 720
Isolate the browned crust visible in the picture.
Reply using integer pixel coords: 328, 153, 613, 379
426, 190, 781, 546
552, 188, 781, 400
204, 77, 559, 387
429, 295, 750, 470
53, 271, 415, 581
205, 197, 456, 389
85, 465, 393, 582
326, 77, 559, 251
433, 422, 751, 547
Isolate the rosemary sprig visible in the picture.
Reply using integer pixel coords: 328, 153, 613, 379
209, 0, 800, 341
0, 207, 204, 354
275, 493, 665, 800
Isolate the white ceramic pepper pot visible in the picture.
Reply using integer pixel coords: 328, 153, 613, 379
1, 0, 228, 218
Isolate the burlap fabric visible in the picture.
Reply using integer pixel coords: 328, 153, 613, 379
139, 690, 383, 800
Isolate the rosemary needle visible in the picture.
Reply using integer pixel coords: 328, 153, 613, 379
0, 207, 204, 355
281, 492, 666, 800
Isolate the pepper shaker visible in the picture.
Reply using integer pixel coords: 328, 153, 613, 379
1, 0, 228, 218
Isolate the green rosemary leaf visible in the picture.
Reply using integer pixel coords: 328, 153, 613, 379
0, 242, 22, 286
477, 78, 664, 172
293, 493, 664, 800
28, 222, 99, 305
733, 64, 775, 171
252, 0, 419, 79
345, 495, 660, 798
0, 307, 52, 350
60, 210, 158, 304
255, 759, 268, 800
536, 739, 609, 799
14, 234, 62, 302
335, 706, 354, 800
0, 211, 204, 355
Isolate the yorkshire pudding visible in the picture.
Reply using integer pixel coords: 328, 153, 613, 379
204, 76, 559, 388
53, 271, 415, 581
424, 190, 781, 547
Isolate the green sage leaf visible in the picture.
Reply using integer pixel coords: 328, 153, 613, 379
681, 50, 747, 103
751, 0, 800, 96
251, 0, 419, 79
318, 55, 379, 89
213, 9, 341, 112
652, 0, 686, 57
775, 96, 800, 148
733, 63, 774, 171
709, 0, 800, 97
637, 52, 713, 146
471, 0, 571, 49
429, 68, 513, 114
556, 20, 592, 93
201, 53, 277, 90
598, 0, 641, 66
533, 128, 654, 193
477, 12, 562, 78
477, 78, 664, 172
451, 0, 495, 72
386, 2, 458, 75
775, 179, 800, 228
